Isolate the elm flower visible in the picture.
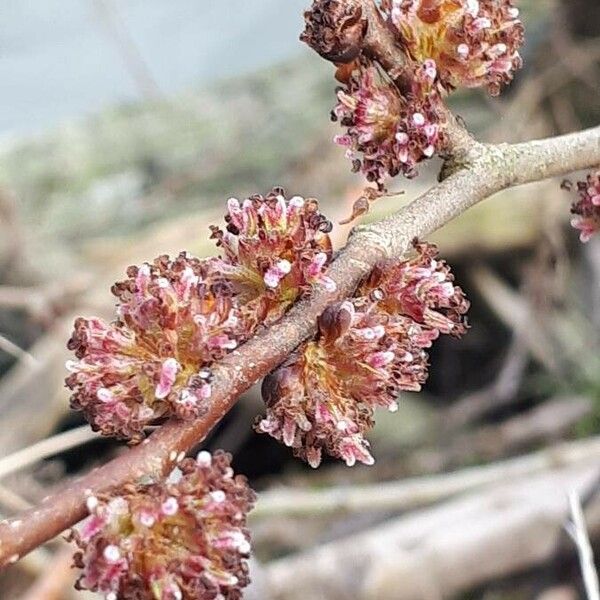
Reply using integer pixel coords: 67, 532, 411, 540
569, 170, 600, 243
383, 0, 524, 94
359, 240, 470, 336
257, 242, 469, 467
67, 192, 336, 442
67, 254, 243, 441
210, 187, 335, 326
332, 58, 446, 186
70, 451, 255, 600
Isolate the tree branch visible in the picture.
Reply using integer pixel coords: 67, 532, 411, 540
263, 464, 600, 600
0, 123, 598, 569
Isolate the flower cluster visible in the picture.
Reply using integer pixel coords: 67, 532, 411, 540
70, 451, 255, 600
569, 170, 600, 243
210, 187, 335, 325
257, 241, 469, 467
304, 0, 524, 192
383, 0, 524, 95
66, 190, 334, 442
333, 58, 446, 185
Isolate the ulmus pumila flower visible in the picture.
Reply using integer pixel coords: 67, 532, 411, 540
66, 254, 242, 441
569, 170, 600, 243
333, 59, 446, 185
210, 187, 335, 325
66, 190, 334, 442
383, 0, 524, 95
359, 241, 470, 335
257, 241, 469, 467
70, 451, 255, 600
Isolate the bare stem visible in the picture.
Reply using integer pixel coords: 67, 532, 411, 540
567, 491, 600, 600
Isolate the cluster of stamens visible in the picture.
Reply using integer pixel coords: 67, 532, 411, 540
303, 0, 524, 190
256, 241, 469, 467
384, 0, 524, 94
66, 189, 334, 441
568, 170, 600, 243
333, 58, 446, 185
70, 451, 255, 600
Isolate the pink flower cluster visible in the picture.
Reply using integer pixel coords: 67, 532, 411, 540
333, 59, 446, 184
70, 451, 255, 600
210, 187, 335, 324
315, 0, 524, 189
570, 170, 600, 243
383, 0, 524, 94
256, 241, 469, 467
66, 189, 334, 441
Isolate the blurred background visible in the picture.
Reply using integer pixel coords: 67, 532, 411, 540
0, 0, 599, 598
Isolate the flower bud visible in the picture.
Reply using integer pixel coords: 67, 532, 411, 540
301, 0, 367, 63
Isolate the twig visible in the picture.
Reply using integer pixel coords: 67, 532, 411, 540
0, 277, 91, 324
0, 286, 40, 310
0, 485, 31, 512
18, 546, 76, 600
566, 491, 600, 600
0, 333, 38, 367
445, 335, 529, 428
92, 0, 162, 99
0, 426, 101, 481
470, 265, 560, 371
252, 436, 600, 519
264, 465, 600, 600
0, 106, 598, 576
440, 396, 592, 465
488, 38, 600, 142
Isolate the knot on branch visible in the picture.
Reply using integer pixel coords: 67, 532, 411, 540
301, 0, 367, 63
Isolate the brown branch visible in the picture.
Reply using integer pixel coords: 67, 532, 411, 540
0, 124, 598, 569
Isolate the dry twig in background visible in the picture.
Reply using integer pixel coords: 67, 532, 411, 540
566, 491, 600, 600
252, 436, 600, 520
